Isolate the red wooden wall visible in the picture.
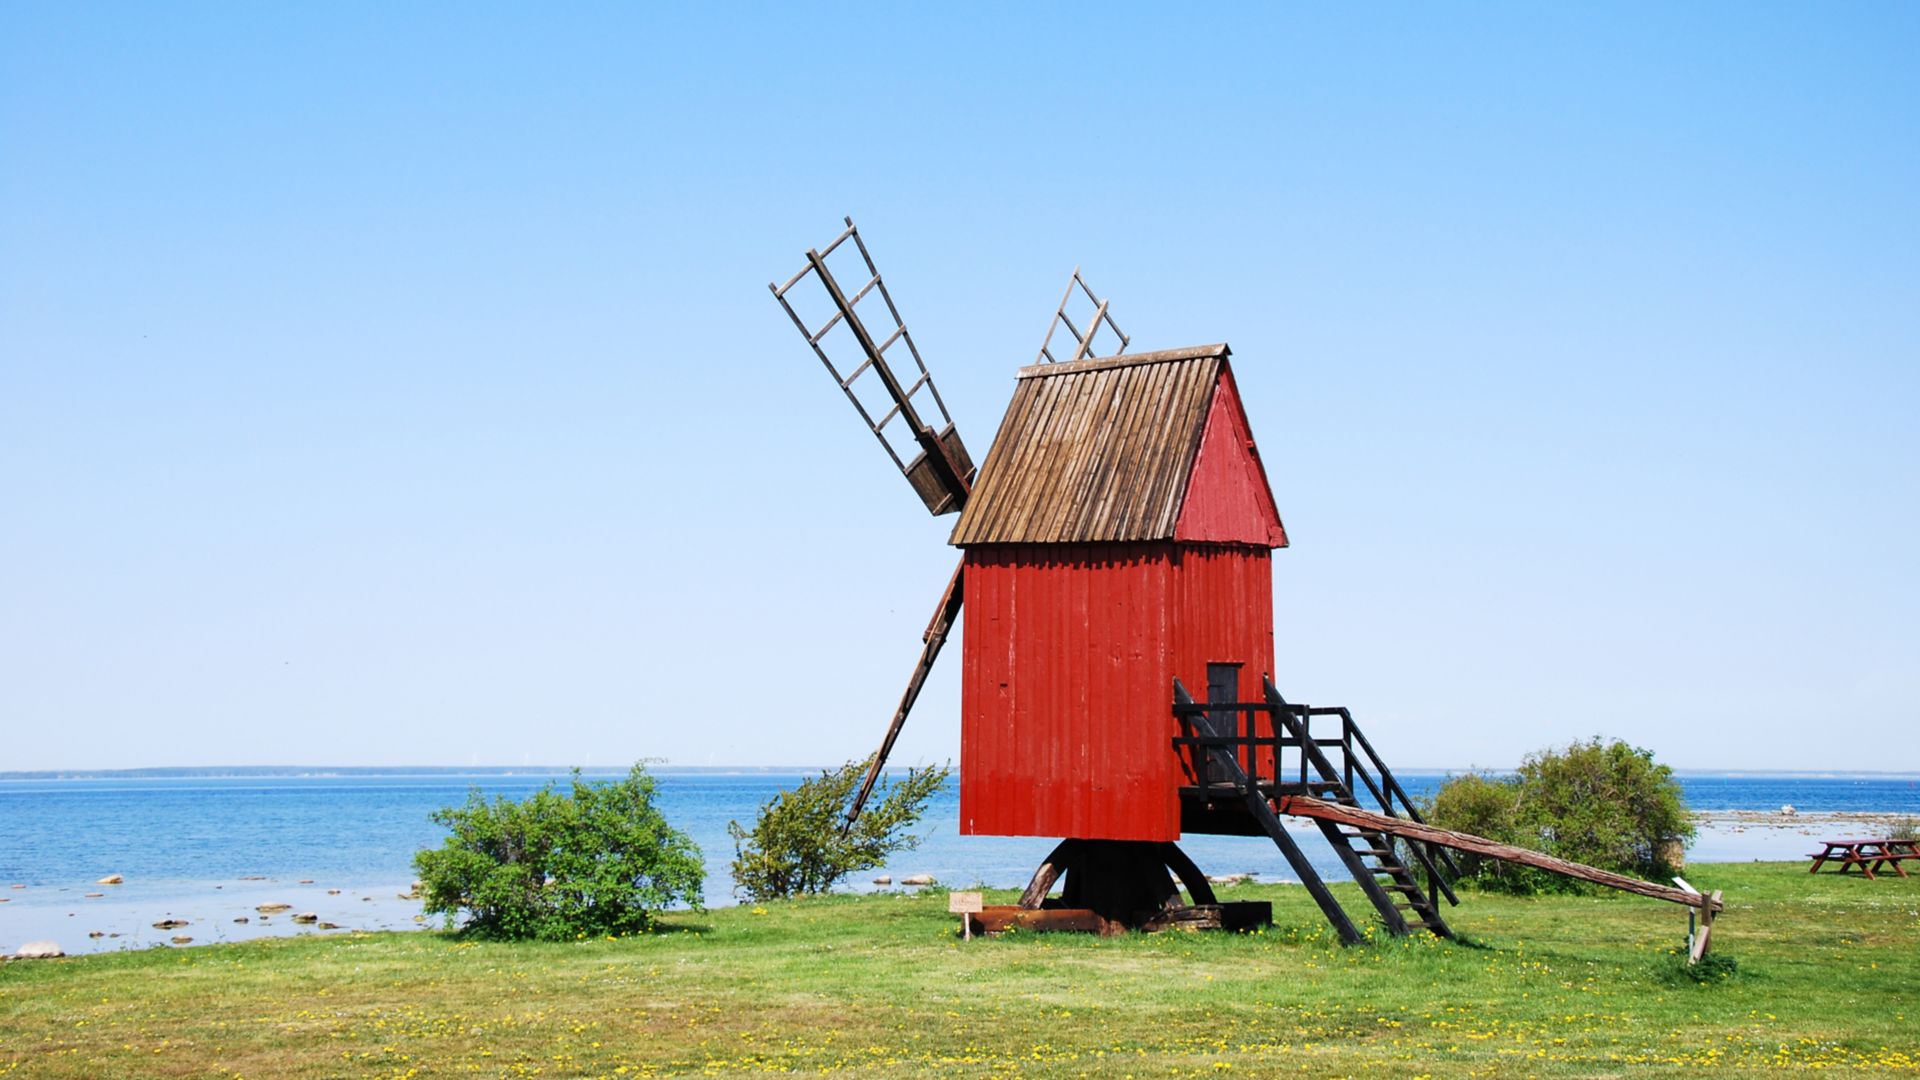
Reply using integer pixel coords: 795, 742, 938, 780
959, 542, 1276, 841
1175, 365, 1288, 547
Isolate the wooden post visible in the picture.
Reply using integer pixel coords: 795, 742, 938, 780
1673, 878, 1721, 963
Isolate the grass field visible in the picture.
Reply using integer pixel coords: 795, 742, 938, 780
2, 861, 1915, 1077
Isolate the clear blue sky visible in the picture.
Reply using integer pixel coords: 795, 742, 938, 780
3, 5, 1914, 772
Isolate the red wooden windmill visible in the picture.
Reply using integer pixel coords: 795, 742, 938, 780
769, 219, 1465, 939
771, 218, 1727, 948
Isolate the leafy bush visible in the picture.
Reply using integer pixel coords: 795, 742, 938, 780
1889, 816, 1919, 843
729, 758, 950, 901
414, 764, 703, 940
1427, 737, 1694, 895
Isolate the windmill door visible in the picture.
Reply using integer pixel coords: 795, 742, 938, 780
1202, 662, 1243, 785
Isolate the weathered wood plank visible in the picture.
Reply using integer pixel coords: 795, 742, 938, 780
1275, 795, 1725, 912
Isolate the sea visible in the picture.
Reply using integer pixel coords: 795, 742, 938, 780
3, 769, 1916, 956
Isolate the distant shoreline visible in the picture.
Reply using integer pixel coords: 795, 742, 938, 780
5, 765, 1919, 782
0, 765, 806, 781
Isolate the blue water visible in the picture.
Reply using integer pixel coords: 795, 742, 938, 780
3, 770, 1915, 955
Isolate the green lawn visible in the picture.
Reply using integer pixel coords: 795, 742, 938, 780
2, 862, 1915, 1077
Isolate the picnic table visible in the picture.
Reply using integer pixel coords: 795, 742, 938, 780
1807, 838, 1918, 879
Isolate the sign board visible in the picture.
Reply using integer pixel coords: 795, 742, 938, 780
948, 891, 983, 914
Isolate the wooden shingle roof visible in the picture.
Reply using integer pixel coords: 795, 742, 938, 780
949, 344, 1235, 546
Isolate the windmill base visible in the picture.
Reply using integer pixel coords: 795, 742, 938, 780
964, 839, 1272, 937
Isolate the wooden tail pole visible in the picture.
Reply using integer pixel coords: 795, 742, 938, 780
842, 562, 965, 833
1273, 794, 1725, 915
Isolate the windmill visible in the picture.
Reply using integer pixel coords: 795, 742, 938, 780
765, 218, 1723, 946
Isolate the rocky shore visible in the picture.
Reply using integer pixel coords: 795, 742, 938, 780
1693, 808, 1917, 832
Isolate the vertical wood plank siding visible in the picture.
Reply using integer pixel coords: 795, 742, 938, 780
1173, 366, 1290, 547
1171, 545, 1279, 780
959, 542, 1276, 841
960, 544, 1177, 841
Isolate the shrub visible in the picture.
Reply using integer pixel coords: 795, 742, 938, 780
1427, 737, 1694, 895
1426, 770, 1532, 889
1889, 816, 1919, 843
414, 764, 703, 940
729, 758, 950, 902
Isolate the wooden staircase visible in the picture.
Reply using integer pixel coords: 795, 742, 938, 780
1172, 676, 1461, 944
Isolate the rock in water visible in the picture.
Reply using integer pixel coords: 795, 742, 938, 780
87, 931, 104, 939
872, 875, 893, 885
12, 941, 64, 959
318, 922, 341, 930
901, 874, 936, 886
153, 919, 188, 930
256, 903, 292, 914
1781, 804, 1798, 816
170, 936, 192, 945
292, 912, 318, 924
233, 917, 249, 924
96, 874, 124, 885
84, 892, 104, 899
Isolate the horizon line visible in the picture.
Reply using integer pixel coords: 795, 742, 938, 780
4, 764, 1920, 781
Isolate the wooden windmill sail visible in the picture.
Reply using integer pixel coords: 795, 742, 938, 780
769, 218, 1130, 827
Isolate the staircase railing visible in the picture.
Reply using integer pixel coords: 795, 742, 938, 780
1265, 679, 1461, 907
1169, 677, 1460, 908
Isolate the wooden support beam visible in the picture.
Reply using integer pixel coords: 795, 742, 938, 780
1275, 795, 1724, 913
842, 562, 964, 832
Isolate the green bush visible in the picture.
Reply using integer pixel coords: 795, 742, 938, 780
413, 764, 703, 940
1427, 737, 1694, 895
729, 758, 950, 902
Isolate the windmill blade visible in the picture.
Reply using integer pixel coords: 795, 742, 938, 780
1035, 267, 1130, 364
842, 560, 964, 833
770, 218, 975, 830
770, 217, 974, 515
